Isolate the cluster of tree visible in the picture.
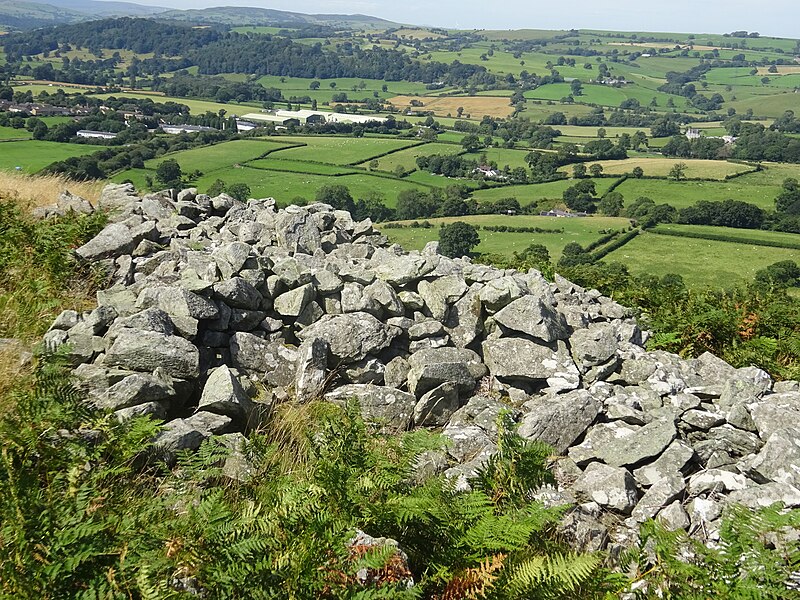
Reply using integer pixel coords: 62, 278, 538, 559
661, 135, 729, 160
415, 154, 478, 178
678, 199, 765, 229
438, 221, 481, 257
2, 18, 222, 61
189, 34, 493, 86
772, 110, 800, 134
154, 75, 284, 104
730, 123, 800, 163
451, 117, 562, 148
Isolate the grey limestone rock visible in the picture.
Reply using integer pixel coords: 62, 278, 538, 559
594, 418, 677, 468
407, 347, 486, 397
493, 295, 569, 343
95, 369, 177, 411
518, 390, 601, 453
213, 277, 263, 310
631, 472, 685, 522
482, 338, 579, 391
294, 338, 329, 402
136, 286, 219, 320
75, 223, 138, 261
572, 462, 640, 515
106, 330, 200, 379
656, 501, 690, 531
273, 283, 315, 317
198, 365, 255, 423
325, 384, 415, 430
414, 382, 460, 427
297, 312, 396, 362
749, 427, 800, 489
154, 412, 234, 458
478, 276, 528, 313
417, 275, 468, 321
726, 482, 800, 509
633, 440, 696, 486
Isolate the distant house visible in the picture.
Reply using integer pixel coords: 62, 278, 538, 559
77, 130, 117, 140
473, 165, 504, 179
722, 135, 738, 144
160, 124, 217, 135
685, 127, 702, 140
539, 209, 587, 218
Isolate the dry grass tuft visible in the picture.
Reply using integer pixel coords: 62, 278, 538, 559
0, 170, 103, 214
0, 345, 34, 414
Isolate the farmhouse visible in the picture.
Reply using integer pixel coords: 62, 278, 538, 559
473, 165, 504, 179
539, 209, 587, 218
685, 127, 702, 140
77, 130, 118, 140
160, 124, 218, 135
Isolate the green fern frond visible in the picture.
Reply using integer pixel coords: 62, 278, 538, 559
505, 552, 601, 597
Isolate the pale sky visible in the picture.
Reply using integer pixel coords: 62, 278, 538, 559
126, 0, 800, 39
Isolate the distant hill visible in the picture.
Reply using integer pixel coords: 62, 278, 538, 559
0, 0, 86, 29
44, 0, 167, 17
0, 0, 166, 30
0, 1, 399, 31
156, 6, 400, 29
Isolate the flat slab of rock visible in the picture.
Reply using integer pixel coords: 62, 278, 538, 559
325, 384, 415, 430
594, 419, 677, 468
106, 329, 199, 379
482, 338, 579, 391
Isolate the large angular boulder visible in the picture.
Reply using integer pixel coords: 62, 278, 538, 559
198, 365, 255, 423
492, 295, 569, 343
749, 427, 800, 488
482, 338, 579, 391
106, 330, 200, 379
406, 347, 486, 397
518, 390, 601, 453
297, 312, 396, 362
572, 462, 640, 514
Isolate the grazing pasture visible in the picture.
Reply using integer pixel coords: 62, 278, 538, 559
604, 231, 800, 288
379, 215, 630, 259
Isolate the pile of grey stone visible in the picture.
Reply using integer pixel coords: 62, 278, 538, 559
44, 183, 800, 551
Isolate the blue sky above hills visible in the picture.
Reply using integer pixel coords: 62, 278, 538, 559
123, 0, 798, 38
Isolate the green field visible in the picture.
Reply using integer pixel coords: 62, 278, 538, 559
569, 158, 755, 180
246, 158, 359, 175
90, 92, 264, 117
143, 139, 296, 173
614, 177, 783, 211
0, 141, 101, 173
379, 215, 630, 259
471, 178, 620, 206
0, 127, 31, 140
652, 224, 800, 248
267, 136, 419, 165
605, 230, 800, 287
359, 142, 461, 172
